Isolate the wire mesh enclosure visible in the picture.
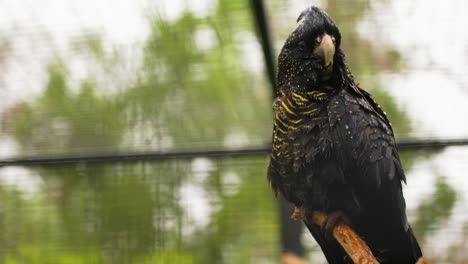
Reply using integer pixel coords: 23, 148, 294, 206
0, 0, 468, 263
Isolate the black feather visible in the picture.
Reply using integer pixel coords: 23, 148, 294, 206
268, 6, 422, 263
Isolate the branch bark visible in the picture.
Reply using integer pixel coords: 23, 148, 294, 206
305, 211, 456, 264
310, 211, 380, 264
281, 252, 312, 264
416, 257, 432, 264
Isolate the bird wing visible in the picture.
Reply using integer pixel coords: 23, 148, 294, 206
327, 86, 409, 230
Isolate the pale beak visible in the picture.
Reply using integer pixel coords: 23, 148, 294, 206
313, 34, 335, 71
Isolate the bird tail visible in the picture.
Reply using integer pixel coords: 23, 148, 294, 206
304, 222, 353, 264
304, 221, 422, 264
361, 223, 422, 264
404, 226, 423, 263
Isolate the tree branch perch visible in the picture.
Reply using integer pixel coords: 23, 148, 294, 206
310, 211, 379, 264
309, 211, 436, 264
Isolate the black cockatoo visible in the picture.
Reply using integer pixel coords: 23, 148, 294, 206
267, 6, 422, 264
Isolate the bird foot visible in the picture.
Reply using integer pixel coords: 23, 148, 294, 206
291, 207, 303, 220
321, 210, 352, 240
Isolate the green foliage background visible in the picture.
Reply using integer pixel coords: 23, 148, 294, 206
1, 0, 461, 263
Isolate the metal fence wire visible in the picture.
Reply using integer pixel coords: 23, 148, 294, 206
0, 0, 468, 263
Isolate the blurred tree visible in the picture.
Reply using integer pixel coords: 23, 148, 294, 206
412, 176, 458, 263
1, 0, 454, 263
8, 62, 126, 155
413, 176, 457, 239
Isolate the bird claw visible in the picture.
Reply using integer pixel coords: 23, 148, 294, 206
291, 207, 303, 220
321, 210, 352, 240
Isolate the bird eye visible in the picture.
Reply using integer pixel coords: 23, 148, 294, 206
315, 36, 321, 44
298, 41, 306, 50
331, 36, 336, 44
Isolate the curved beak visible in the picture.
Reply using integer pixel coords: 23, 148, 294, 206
313, 34, 335, 71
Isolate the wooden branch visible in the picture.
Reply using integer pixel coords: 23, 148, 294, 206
306, 211, 460, 264
310, 211, 380, 264
416, 257, 432, 264
281, 252, 312, 264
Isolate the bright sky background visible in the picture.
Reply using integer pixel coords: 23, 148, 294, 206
0, 0, 150, 110
359, 0, 468, 140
